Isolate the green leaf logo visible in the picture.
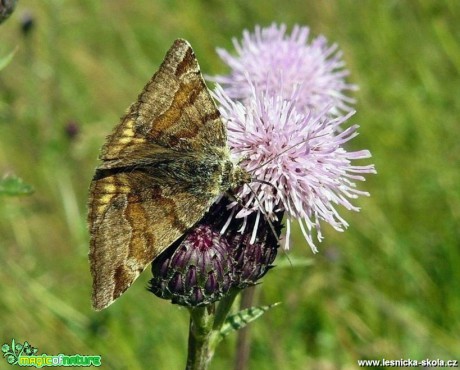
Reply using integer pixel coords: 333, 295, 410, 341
2, 339, 39, 366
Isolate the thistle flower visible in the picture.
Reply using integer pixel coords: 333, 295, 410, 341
149, 222, 233, 307
213, 83, 376, 252
200, 198, 282, 290
212, 23, 356, 116
229, 209, 281, 289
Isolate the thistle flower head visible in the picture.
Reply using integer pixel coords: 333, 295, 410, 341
212, 23, 356, 116
213, 83, 376, 252
149, 223, 233, 307
149, 199, 281, 306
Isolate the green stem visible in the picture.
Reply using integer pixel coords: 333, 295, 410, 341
186, 305, 215, 370
185, 289, 241, 370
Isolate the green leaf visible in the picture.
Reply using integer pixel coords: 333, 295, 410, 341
0, 174, 34, 196
0, 47, 18, 71
219, 302, 280, 339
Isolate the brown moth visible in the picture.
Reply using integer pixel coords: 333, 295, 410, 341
88, 39, 251, 311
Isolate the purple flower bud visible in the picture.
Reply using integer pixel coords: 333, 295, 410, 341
149, 223, 234, 307
149, 198, 282, 306
65, 120, 80, 141
227, 210, 282, 289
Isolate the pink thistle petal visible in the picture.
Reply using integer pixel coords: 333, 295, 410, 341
211, 23, 357, 116
212, 83, 376, 252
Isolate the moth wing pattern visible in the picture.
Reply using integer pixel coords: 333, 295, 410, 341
88, 171, 215, 311
88, 39, 228, 310
99, 38, 227, 163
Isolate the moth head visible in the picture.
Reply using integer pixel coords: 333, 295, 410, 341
233, 165, 252, 187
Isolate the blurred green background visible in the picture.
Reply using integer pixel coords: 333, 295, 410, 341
1, 1, 459, 369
